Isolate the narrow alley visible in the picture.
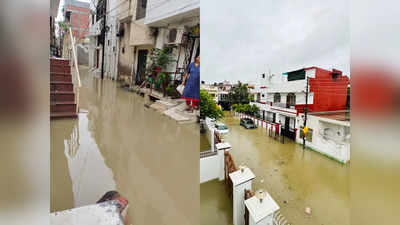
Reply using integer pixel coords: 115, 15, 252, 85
51, 66, 200, 225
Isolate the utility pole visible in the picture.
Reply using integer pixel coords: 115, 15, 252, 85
303, 77, 309, 149
101, 0, 107, 80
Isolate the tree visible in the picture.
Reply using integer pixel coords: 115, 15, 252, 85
228, 81, 250, 107
200, 90, 223, 120
232, 103, 260, 117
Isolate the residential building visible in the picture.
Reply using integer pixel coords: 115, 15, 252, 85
88, 0, 120, 79
250, 67, 350, 140
296, 111, 350, 163
64, 0, 91, 41
118, 0, 155, 84
144, 0, 200, 84
50, 0, 61, 56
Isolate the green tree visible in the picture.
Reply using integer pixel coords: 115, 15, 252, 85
200, 90, 223, 119
228, 81, 250, 107
232, 103, 260, 117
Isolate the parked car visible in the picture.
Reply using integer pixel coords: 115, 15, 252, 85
240, 118, 257, 129
214, 122, 229, 134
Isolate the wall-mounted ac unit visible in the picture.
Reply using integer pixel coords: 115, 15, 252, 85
166, 28, 184, 45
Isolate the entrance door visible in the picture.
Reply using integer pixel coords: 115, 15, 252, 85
96, 49, 100, 68
284, 117, 290, 135
136, 49, 148, 85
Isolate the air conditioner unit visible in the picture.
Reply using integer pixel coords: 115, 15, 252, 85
166, 28, 184, 45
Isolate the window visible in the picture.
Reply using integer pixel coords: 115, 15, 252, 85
273, 93, 281, 103
65, 11, 71, 22
136, 0, 147, 20
266, 112, 274, 122
286, 93, 296, 108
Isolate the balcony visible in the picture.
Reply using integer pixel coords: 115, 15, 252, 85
144, 0, 200, 26
271, 102, 296, 109
88, 19, 102, 37
270, 102, 297, 115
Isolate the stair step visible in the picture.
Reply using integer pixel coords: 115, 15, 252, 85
51, 65, 71, 73
50, 111, 78, 119
50, 58, 69, 66
51, 91, 75, 102
50, 101, 76, 113
51, 82, 73, 92
50, 101, 75, 105
51, 73, 72, 82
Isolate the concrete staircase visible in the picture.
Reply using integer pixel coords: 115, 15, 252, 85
50, 58, 77, 119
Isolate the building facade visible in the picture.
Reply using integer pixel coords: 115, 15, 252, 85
117, 0, 155, 83
250, 67, 350, 140
88, 0, 120, 79
64, 0, 90, 41
144, 0, 200, 84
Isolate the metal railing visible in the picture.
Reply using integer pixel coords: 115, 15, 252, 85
200, 150, 218, 158
273, 211, 291, 225
271, 102, 295, 109
68, 27, 81, 114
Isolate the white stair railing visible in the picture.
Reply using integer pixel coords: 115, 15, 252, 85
68, 27, 81, 114
69, 27, 81, 88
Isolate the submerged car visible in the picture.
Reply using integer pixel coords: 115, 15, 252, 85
240, 118, 257, 129
214, 122, 229, 134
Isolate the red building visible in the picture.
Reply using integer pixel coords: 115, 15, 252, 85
295, 67, 350, 113
64, 0, 90, 41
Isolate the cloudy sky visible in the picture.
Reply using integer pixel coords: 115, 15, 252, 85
201, 0, 349, 84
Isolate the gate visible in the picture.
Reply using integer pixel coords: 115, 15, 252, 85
244, 189, 255, 225
224, 152, 238, 199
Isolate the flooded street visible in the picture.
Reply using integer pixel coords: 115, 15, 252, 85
200, 180, 233, 225
220, 112, 349, 225
200, 133, 211, 152
51, 66, 199, 225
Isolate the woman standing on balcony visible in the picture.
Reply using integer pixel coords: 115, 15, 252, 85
181, 56, 200, 111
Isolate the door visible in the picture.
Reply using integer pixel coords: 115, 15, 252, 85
284, 116, 290, 137
96, 49, 99, 68
135, 49, 148, 85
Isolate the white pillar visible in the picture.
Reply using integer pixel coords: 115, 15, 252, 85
216, 142, 231, 181
211, 129, 215, 152
229, 168, 256, 225
244, 192, 280, 225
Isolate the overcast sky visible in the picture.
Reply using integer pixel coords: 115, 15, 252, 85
201, 0, 349, 84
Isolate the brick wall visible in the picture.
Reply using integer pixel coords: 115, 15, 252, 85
65, 5, 90, 40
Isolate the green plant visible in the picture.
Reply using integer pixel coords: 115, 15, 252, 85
228, 81, 250, 107
200, 90, 223, 120
146, 47, 176, 74
58, 21, 70, 31
233, 103, 260, 117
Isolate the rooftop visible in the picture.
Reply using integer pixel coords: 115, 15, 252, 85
309, 110, 350, 122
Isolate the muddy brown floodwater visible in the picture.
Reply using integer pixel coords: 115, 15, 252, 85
201, 113, 349, 225
51, 66, 199, 225
200, 132, 211, 152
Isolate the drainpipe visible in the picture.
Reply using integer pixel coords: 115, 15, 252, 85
101, 0, 107, 80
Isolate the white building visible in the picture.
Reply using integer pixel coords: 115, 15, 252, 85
250, 71, 313, 140
88, 0, 119, 80
144, 0, 200, 82
296, 111, 350, 163
87, 1, 103, 76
